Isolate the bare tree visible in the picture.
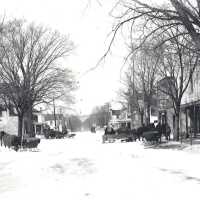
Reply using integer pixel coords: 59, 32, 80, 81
132, 42, 161, 125
88, 103, 110, 128
117, 64, 142, 127
105, 0, 200, 139
107, 0, 200, 52
0, 19, 75, 137
117, 41, 161, 128
157, 29, 199, 140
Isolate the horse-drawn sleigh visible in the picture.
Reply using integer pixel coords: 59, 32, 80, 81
0, 131, 40, 151
102, 119, 136, 143
102, 120, 171, 144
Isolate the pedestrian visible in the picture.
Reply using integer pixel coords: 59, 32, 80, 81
104, 123, 115, 135
165, 123, 171, 140
91, 125, 96, 133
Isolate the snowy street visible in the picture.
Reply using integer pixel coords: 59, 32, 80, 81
0, 130, 200, 200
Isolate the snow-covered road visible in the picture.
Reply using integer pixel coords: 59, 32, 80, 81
0, 131, 200, 200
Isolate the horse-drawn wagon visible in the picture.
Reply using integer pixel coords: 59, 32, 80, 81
141, 122, 171, 144
142, 130, 161, 143
0, 131, 40, 151
102, 119, 136, 143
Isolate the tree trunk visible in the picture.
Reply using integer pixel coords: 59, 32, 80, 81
18, 114, 23, 139
53, 97, 57, 130
27, 104, 34, 137
147, 104, 151, 125
185, 108, 189, 138
140, 110, 144, 126
174, 111, 180, 141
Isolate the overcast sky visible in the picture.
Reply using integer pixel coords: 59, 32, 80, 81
0, 0, 130, 115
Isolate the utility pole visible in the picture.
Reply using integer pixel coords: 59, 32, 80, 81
129, 55, 137, 129
58, 107, 62, 132
53, 97, 57, 130
131, 57, 135, 129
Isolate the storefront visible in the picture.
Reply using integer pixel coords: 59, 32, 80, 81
181, 101, 200, 137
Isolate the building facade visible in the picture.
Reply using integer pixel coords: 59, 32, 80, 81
0, 106, 18, 135
180, 67, 200, 137
44, 113, 66, 132
0, 106, 46, 136
157, 68, 200, 139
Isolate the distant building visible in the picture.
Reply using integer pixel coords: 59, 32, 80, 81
32, 109, 45, 135
0, 105, 18, 135
44, 113, 66, 132
127, 91, 158, 129
157, 70, 200, 139
109, 107, 131, 130
157, 77, 174, 134
109, 102, 124, 124
0, 106, 45, 136
180, 67, 200, 137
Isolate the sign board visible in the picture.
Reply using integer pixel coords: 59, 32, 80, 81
111, 109, 120, 116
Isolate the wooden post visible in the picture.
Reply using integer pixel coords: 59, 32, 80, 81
53, 97, 57, 130
190, 106, 194, 146
194, 105, 196, 138
180, 110, 182, 143
185, 108, 188, 139
141, 110, 144, 126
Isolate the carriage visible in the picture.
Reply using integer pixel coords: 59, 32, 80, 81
142, 130, 161, 143
102, 120, 171, 144
0, 131, 40, 151
141, 123, 171, 143
102, 119, 136, 143
44, 128, 66, 139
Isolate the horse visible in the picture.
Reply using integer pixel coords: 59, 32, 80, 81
136, 126, 145, 141
0, 131, 20, 151
0, 131, 6, 146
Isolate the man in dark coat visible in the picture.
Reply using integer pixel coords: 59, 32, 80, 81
104, 124, 115, 135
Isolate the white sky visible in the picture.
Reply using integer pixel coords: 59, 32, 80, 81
0, 0, 129, 115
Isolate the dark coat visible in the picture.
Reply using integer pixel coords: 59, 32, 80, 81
105, 127, 115, 135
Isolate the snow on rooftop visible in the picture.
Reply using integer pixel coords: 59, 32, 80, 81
110, 102, 122, 110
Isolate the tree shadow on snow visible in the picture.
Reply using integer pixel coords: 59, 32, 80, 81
18, 148, 41, 152
51, 158, 96, 176
144, 137, 200, 150
69, 158, 96, 175
143, 141, 187, 150
51, 163, 66, 174
159, 168, 200, 184
181, 138, 200, 145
